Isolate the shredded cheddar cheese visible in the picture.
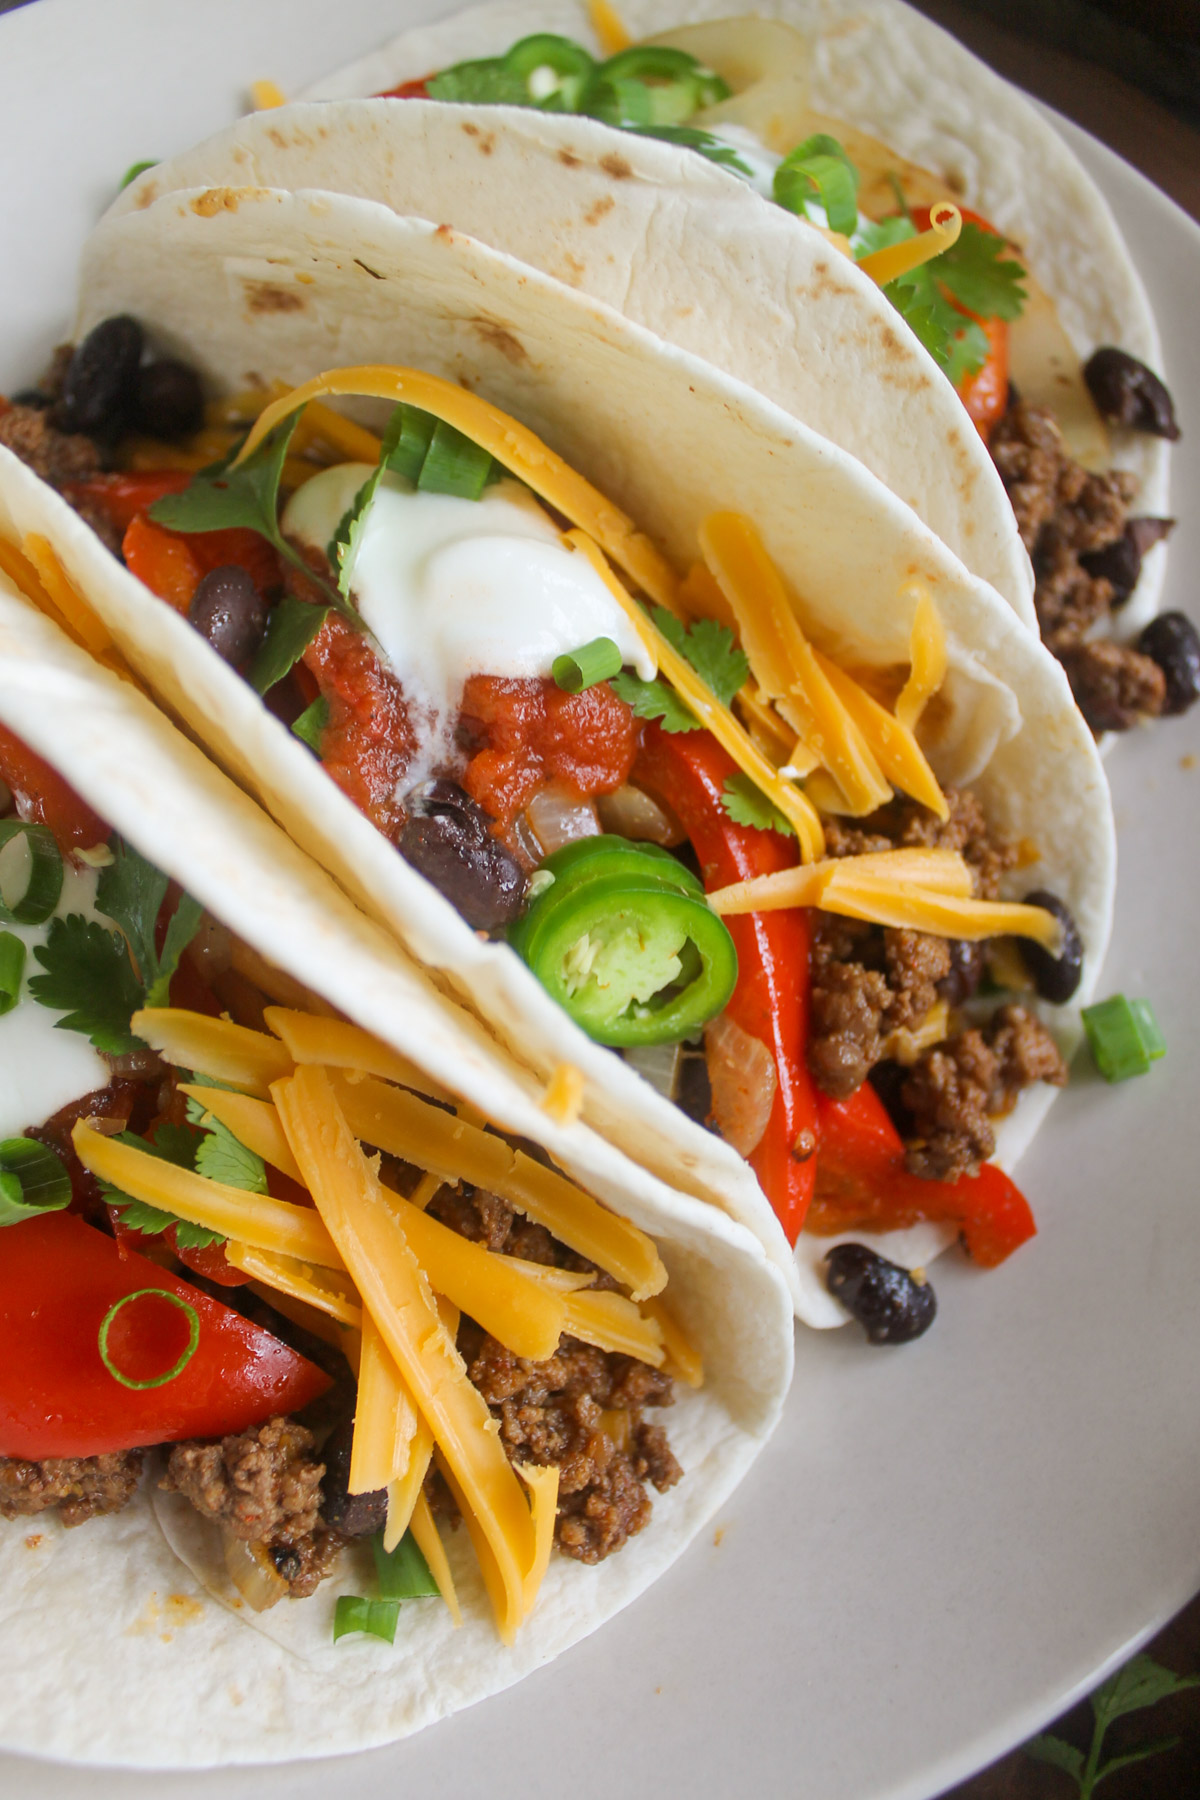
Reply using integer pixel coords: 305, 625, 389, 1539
857, 201, 962, 287
541, 1061, 584, 1126
588, 0, 633, 54
350, 1315, 419, 1497
134, 1008, 293, 1096
895, 585, 948, 732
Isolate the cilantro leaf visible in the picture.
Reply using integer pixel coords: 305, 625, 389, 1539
721, 773, 795, 838
148, 414, 353, 624
1024, 1735, 1084, 1784
101, 1124, 227, 1250
146, 892, 205, 1010
1092, 1654, 1200, 1727
612, 671, 701, 733
630, 124, 753, 178
248, 597, 329, 696
186, 1092, 268, 1194
426, 57, 530, 106
291, 696, 329, 754
774, 134, 859, 237
28, 916, 143, 1054
96, 838, 167, 994
933, 222, 1027, 322
658, 610, 748, 709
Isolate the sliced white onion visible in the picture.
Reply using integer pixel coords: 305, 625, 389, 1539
649, 17, 810, 154
525, 780, 601, 856
223, 1530, 289, 1612
704, 1012, 777, 1156
624, 1040, 683, 1101
597, 782, 686, 846
184, 912, 234, 980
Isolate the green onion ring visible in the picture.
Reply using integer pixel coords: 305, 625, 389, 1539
0, 931, 25, 1016
97, 1288, 201, 1390
552, 637, 623, 694
0, 821, 64, 925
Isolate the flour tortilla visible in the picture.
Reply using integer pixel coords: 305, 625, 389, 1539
291, 0, 1168, 628
43, 182, 1118, 1310
109, 103, 1034, 626
0, 578, 794, 1767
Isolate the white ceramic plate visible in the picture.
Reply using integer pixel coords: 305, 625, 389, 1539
1, 4, 1198, 1795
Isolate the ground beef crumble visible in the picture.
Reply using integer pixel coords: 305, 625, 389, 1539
430, 1185, 680, 1564
0, 1449, 144, 1526
162, 1416, 340, 1597
0, 400, 124, 556
989, 394, 1170, 732
901, 1004, 1068, 1182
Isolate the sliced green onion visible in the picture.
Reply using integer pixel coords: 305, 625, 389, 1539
332, 1595, 401, 1644
291, 697, 329, 754
119, 158, 158, 190
0, 822, 64, 926
774, 134, 860, 238
373, 1530, 440, 1601
0, 931, 25, 1016
385, 405, 437, 485
97, 1288, 200, 1390
418, 420, 494, 499
1081, 994, 1166, 1083
552, 637, 624, 694
0, 1137, 72, 1227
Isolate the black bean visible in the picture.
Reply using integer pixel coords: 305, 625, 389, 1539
1080, 517, 1174, 608
399, 779, 527, 931
1136, 611, 1200, 717
134, 359, 205, 441
53, 315, 144, 439
1018, 890, 1084, 1004
10, 388, 52, 411
937, 938, 987, 1007
1083, 347, 1180, 441
318, 1416, 388, 1539
825, 1244, 936, 1345
188, 564, 267, 669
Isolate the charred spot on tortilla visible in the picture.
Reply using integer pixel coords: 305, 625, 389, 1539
558, 148, 583, 169
134, 183, 158, 210
267, 128, 287, 150
353, 260, 385, 280
585, 196, 616, 227
462, 121, 480, 136
242, 280, 307, 316
191, 188, 249, 218
470, 319, 528, 365
599, 153, 633, 180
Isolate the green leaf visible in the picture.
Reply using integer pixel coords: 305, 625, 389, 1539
721, 772, 795, 838
933, 222, 1027, 322
28, 916, 144, 1054
1095, 1737, 1182, 1788
291, 696, 329, 754
102, 1125, 225, 1249
1092, 1654, 1200, 1727
661, 610, 748, 709
185, 1092, 268, 1194
384, 405, 437, 485
630, 124, 753, 178
119, 158, 158, 191
148, 414, 354, 623
96, 838, 167, 990
248, 597, 329, 695
774, 134, 859, 236
146, 892, 205, 1010
611, 671, 701, 733
1025, 1733, 1084, 1787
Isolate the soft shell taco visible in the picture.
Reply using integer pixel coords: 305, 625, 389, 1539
103, 0, 1194, 734
0, 188, 1115, 1328
0, 579, 791, 1766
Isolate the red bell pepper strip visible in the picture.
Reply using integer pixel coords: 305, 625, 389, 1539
121, 513, 205, 613
909, 204, 1011, 442
0, 1212, 330, 1458
0, 721, 108, 853
634, 722, 818, 1244
65, 470, 192, 534
809, 1080, 1036, 1267
376, 76, 432, 98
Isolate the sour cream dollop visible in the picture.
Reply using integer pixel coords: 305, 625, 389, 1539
0, 854, 109, 1138
283, 466, 656, 768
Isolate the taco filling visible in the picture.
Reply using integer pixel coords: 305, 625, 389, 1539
0, 337, 1117, 1340
0, 733, 697, 1641
334, 9, 1195, 735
